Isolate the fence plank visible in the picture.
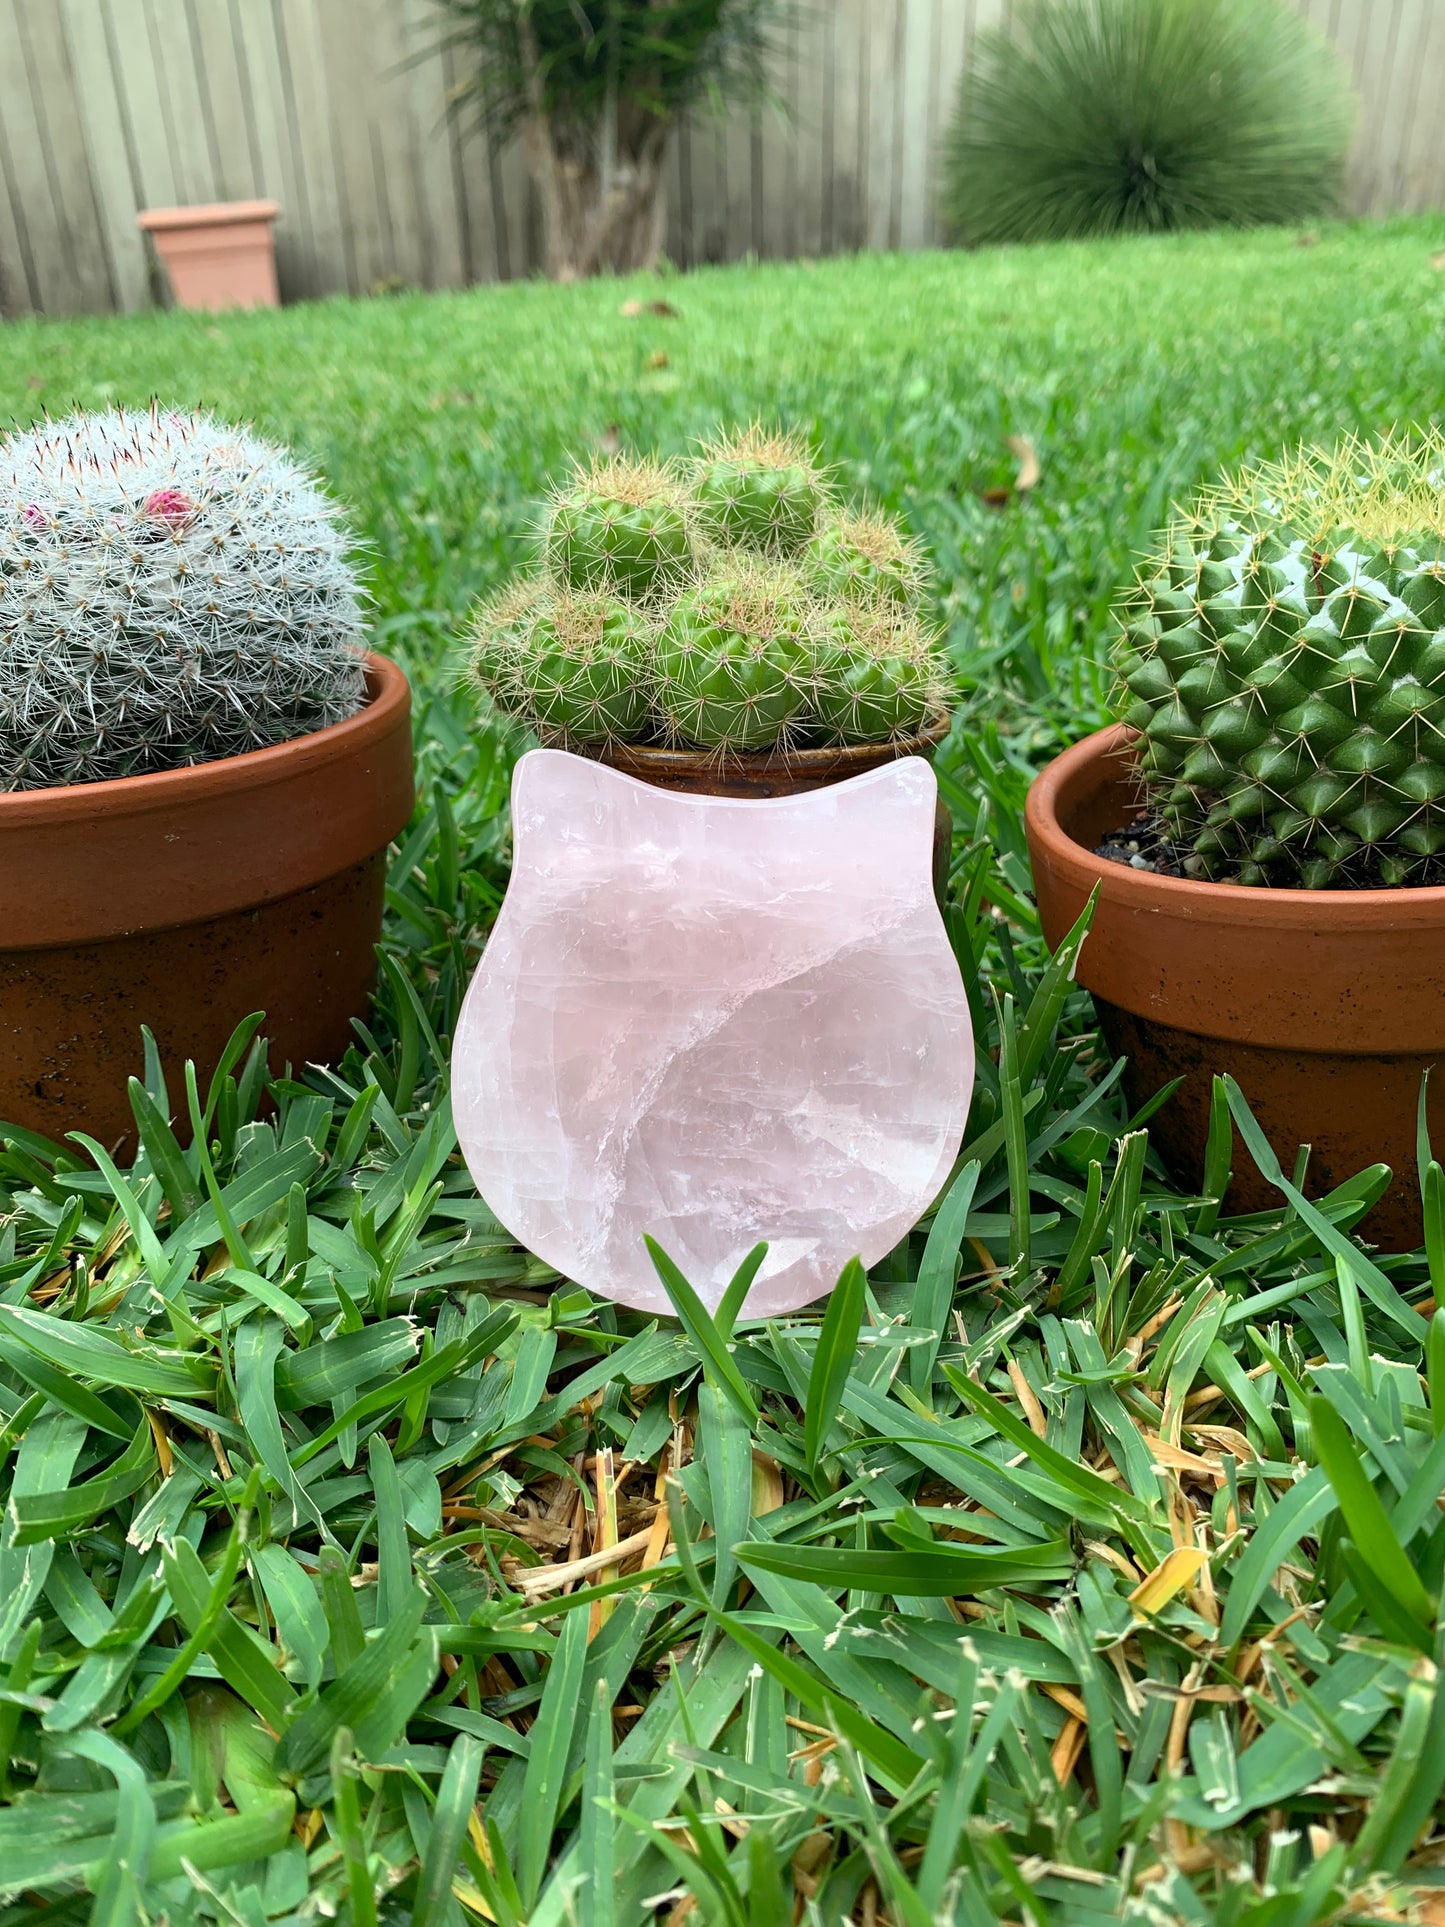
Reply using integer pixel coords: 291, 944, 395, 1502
1395, 3, 1445, 210
831, 0, 869, 254
0, 148, 31, 317
1356, 0, 1410, 217
0, 4, 40, 314
272, 0, 350, 292
183, 0, 262, 203
0, 2, 70, 313
864, 0, 900, 252
896, 0, 936, 250
792, 2, 827, 261
142, 0, 218, 208
6, 0, 1445, 316
722, 88, 756, 261
1379, 0, 1435, 213
56, 0, 149, 311
681, 113, 731, 269
438, 36, 500, 286
105, 0, 180, 214
395, 0, 468, 289
229, 0, 313, 296
13, 0, 116, 312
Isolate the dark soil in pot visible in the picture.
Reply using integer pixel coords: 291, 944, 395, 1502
0, 653, 414, 1149
1025, 724, 1445, 1250
580, 719, 954, 902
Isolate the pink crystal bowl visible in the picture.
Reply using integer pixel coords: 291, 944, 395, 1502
452, 747, 974, 1317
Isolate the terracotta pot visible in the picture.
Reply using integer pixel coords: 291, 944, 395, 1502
0, 654, 413, 1149
137, 201, 280, 311
1025, 723, 1445, 1248
583, 721, 954, 899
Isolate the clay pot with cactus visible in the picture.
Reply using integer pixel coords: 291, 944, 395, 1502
464, 430, 954, 870
1026, 432, 1445, 1245
0, 407, 413, 1145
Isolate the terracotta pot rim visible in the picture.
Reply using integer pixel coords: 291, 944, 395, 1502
578, 716, 951, 790
0, 653, 414, 949
1027, 723, 1445, 923
137, 201, 280, 232
0, 652, 407, 829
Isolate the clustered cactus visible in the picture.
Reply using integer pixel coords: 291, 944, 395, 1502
1115, 432, 1445, 888
0, 407, 367, 790
468, 429, 951, 755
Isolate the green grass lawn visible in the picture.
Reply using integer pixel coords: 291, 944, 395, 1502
4, 219, 1445, 1926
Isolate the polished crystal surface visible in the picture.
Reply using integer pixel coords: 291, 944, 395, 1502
453, 748, 973, 1316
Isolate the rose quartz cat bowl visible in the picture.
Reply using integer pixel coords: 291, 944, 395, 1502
453, 748, 974, 1317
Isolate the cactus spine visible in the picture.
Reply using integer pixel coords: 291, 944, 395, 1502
1116, 432, 1445, 888
0, 407, 366, 790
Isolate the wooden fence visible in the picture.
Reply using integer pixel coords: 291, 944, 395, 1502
1, 0, 1443, 319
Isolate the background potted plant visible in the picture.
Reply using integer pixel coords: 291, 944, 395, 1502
0, 407, 414, 1145
433, 0, 785, 281
136, 201, 282, 311
1026, 432, 1445, 1245
464, 428, 954, 882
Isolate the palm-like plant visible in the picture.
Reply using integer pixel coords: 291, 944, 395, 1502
943, 0, 1353, 246
433, 0, 784, 281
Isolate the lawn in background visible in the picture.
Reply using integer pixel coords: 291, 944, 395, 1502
2, 221, 1445, 1924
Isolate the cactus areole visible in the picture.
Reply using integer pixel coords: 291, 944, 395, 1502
1026, 433, 1445, 1248
0, 407, 414, 1142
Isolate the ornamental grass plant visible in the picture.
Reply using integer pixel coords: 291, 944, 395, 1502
943, 0, 1353, 246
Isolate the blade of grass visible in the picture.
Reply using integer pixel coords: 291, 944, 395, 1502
577, 1677, 616, 1927
330, 1728, 378, 1927
806, 1254, 869, 1472
412, 1733, 484, 1927
715, 1242, 769, 1340
910, 1164, 980, 1399
1223, 1079, 1426, 1340
515, 1604, 590, 1911
943, 1363, 1153, 1523
646, 1236, 759, 1425
1309, 1394, 1435, 1634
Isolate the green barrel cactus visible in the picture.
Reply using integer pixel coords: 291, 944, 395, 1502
544, 455, 693, 598
806, 509, 930, 608
653, 561, 814, 751
692, 427, 832, 557
814, 605, 952, 744
0, 407, 366, 789
467, 580, 652, 746
1116, 432, 1445, 888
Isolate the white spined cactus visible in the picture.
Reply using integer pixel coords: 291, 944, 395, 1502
0, 407, 368, 789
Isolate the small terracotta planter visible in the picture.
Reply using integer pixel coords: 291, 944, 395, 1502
1025, 724, 1445, 1247
0, 654, 413, 1149
584, 720, 954, 898
137, 200, 280, 312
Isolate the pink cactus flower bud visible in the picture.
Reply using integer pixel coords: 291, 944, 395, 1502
144, 487, 196, 528
21, 503, 47, 531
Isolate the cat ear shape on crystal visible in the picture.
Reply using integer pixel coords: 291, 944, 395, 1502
453, 748, 974, 1317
